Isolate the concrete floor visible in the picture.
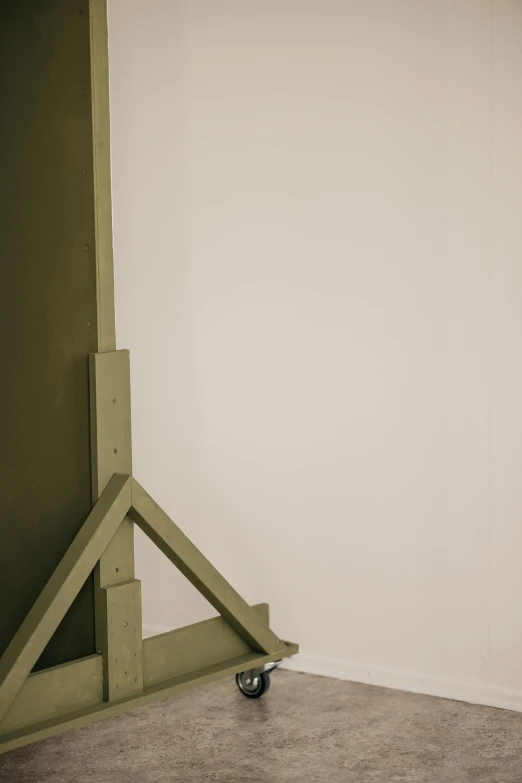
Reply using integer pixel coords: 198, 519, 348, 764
1, 670, 522, 782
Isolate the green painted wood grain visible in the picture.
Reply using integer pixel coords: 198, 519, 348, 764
90, 0, 117, 353
0, 656, 103, 735
101, 580, 144, 700
90, 350, 143, 700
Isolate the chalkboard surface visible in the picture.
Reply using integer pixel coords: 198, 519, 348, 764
0, 1, 98, 670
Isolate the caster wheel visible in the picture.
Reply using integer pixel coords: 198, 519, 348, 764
236, 670, 271, 699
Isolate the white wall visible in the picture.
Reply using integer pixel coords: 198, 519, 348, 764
108, 0, 522, 710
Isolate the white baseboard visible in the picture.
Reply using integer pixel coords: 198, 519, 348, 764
282, 652, 522, 713
142, 624, 522, 713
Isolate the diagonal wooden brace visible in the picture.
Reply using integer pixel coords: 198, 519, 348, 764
129, 479, 282, 656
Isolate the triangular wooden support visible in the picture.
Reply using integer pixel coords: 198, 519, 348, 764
0, 474, 288, 726
129, 480, 282, 657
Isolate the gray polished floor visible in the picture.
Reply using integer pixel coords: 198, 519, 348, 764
1, 670, 522, 782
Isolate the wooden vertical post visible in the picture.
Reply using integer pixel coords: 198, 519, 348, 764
89, 0, 143, 702
90, 0, 116, 354
90, 351, 143, 701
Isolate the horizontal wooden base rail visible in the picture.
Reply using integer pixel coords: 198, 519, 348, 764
0, 605, 298, 754
0, 656, 104, 737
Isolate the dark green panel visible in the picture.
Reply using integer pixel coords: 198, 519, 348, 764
0, 1, 98, 669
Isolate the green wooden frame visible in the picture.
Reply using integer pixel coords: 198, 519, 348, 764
0, 467, 298, 753
0, 0, 298, 755
0, 474, 298, 753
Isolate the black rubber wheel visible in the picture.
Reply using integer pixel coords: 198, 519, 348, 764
236, 670, 271, 699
